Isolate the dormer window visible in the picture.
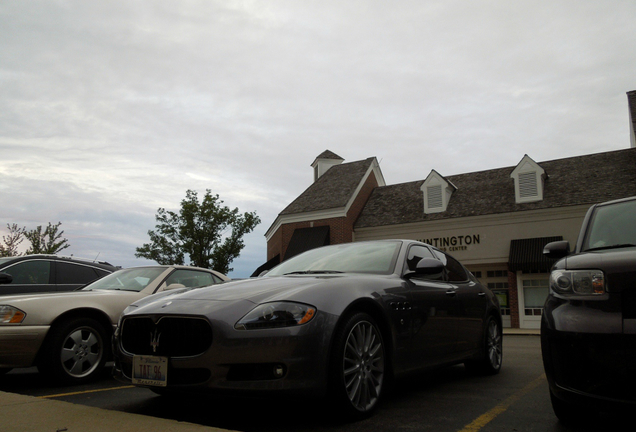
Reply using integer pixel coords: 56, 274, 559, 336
511, 155, 545, 203
421, 170, 456, 214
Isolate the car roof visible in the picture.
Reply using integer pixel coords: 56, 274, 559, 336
0, 254, 117, 270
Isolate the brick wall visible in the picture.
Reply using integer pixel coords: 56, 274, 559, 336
267, 171, 379, 261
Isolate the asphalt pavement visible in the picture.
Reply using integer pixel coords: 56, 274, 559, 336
0, 328, 538, 432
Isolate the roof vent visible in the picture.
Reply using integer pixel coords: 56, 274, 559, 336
511, 155, 545, 203
421, 170, 456, 214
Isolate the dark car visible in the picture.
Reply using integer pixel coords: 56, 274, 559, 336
0, 255, 117, 295
542, 196, 636, 424
113, 240, 502, 418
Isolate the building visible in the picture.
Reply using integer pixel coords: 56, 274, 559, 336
263, 93, 636, 329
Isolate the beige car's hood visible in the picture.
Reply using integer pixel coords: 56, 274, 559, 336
0, 290, 147, 326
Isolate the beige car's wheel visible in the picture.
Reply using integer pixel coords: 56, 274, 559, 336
38, 317, 108, 384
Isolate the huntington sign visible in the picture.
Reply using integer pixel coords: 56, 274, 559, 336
418, 234, 481, 252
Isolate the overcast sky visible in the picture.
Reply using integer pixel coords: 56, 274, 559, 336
1, 1, 635, 277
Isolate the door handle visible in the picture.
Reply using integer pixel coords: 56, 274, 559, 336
445, 290, 456, 296
478, 292, 486, 296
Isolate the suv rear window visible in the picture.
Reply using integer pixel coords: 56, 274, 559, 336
56, 262, 103, 284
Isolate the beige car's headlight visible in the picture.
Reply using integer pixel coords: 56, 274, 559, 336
0, 305, 26, 324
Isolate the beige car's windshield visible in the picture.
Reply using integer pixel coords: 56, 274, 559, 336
82, 267, 166, 292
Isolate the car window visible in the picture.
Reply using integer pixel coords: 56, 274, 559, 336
86, 267, 167, 292
583, 199, 636, 251
95, 268, 111, 278
405, 245, 436, 272
56, 262, 103, 284
444, 254, 469, 282
267, 241, 401, 276
1, 260, 52, 284
165, 269, 221, 288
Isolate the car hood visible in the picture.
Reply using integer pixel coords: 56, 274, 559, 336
0, 289, 142, 304
0, 289, 146, 325
129, 273, 393, 316
563, 246, 636, 292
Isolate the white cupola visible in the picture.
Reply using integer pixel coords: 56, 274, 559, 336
311, 150, 344, 181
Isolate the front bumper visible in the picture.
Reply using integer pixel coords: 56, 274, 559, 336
541, 294, 636, 408
113, 311, 338, 397
0, 325, 49, 368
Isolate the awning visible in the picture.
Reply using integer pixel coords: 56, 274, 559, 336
250, 254, 280, 277
508, 236, 563, 273
283, 226, 330, 261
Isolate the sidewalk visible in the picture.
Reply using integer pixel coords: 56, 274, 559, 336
0, 390, 233, 432
503, 327, 540, 336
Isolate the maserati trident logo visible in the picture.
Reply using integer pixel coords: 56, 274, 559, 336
150, 328, 161, 353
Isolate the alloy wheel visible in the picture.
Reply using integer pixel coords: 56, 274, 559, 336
342, 320, 385, 412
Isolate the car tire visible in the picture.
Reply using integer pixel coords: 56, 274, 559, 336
549, 388, 595, 425
465, 315, 502, 375
328, 312, 386, 419
38, 317, 108, 384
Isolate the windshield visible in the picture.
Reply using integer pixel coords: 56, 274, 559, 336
266, 241, 401, 276
82, 267, 166, 292
582, 199, 636, 251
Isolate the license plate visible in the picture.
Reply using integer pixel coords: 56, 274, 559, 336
132, 355, 168, 387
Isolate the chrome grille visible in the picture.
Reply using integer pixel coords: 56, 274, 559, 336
120, 316, 212, 357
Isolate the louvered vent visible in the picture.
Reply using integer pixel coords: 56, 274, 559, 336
427, 185, 443, 208
518, 172, 538, 198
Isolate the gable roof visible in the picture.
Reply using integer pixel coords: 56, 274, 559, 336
281, 157, 378, 215
313, 150, 344, 162
355, 148, 636, 228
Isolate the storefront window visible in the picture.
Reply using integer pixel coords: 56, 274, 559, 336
492, 289, 510, 316
523, 278, 549, 316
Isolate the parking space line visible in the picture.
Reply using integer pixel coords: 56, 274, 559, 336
457, 373, 546, 432
38, 385, 134, 399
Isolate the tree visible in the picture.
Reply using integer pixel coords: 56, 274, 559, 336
24, 222, 70, 255
135, 190, 261, 274
0, 224, 26, 257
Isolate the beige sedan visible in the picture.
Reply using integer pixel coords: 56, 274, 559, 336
0, 265, 228, 384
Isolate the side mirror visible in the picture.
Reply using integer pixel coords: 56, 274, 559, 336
404, 258, 445, 279
165, 283, 186, 291
543, 240, 570, 259
0, 272, 13, 284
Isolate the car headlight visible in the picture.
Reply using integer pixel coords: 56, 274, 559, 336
0, 305, 26, 324
235, 302, 317, 330
550, 270, 605, 295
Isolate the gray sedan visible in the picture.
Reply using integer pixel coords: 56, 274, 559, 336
113, 240, 502, 419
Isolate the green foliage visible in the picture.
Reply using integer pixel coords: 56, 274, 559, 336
135, 190, 261, 274
1, 222, 71, 257
0, 224, 26, 257
24, 222, 71, 255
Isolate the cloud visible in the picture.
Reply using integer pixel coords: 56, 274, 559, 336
1, 0, 635, 276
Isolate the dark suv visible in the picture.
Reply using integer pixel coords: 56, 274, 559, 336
542, 196, 636, 424
0, 255, 118, 295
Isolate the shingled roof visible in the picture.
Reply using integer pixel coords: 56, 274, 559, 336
313, 150, 344, 161
355, 148, 636, 228
281, 157, 378, 215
